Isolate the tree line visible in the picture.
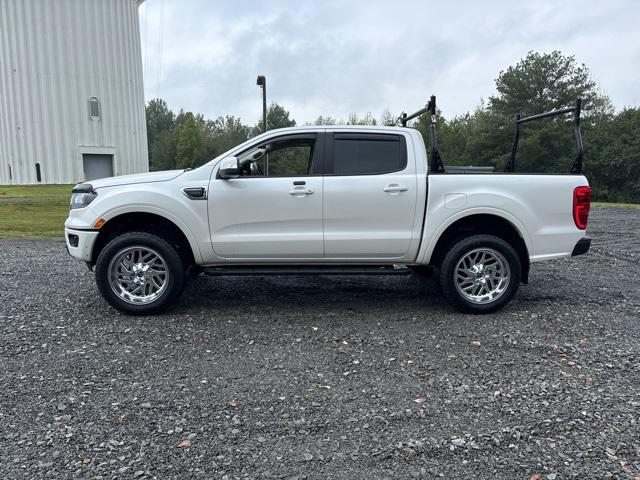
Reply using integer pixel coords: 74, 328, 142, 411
146, 51, 639, 202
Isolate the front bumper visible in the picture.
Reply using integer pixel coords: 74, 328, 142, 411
571, 236, 591, 256
65, 227, 100, 262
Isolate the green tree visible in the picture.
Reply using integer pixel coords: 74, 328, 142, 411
146, 98, 175, 171
174, 111, 211, 169
311, 115, 337, 126
489, 51, 611, 117
252, 103, 296, 135
381, 110, 398, 126
415, 51, 613, 175
346, 112, 377, 125
481, 51, 612, 173
149, 130, 176, 171
584, 108, 640, 202
146, 98, 174, 140
210, 115, 250, 154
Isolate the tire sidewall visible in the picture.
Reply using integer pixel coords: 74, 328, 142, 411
95, 232, 185, 315
440, 235, 521, 314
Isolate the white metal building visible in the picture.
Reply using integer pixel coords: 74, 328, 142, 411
0, 0, 148, 184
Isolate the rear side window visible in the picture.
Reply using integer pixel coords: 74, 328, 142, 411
331, 133, 406, 175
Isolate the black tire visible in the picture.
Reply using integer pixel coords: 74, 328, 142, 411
95, 232, 186, 315
439, 234, 521, 314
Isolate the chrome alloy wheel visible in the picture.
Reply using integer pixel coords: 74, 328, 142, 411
454, 247, 511, 304
108, 246, 170, 305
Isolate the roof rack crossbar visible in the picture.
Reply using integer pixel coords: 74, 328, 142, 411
398, 95, 436, 127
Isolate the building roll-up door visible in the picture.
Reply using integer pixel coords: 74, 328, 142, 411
83, 154, 114, 180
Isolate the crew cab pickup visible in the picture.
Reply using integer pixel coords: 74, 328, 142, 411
65, 99, 592, 315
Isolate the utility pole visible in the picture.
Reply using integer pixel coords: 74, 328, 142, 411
256, 75, 267, 132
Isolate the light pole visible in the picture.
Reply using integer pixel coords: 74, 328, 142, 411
256, 75, 267, 132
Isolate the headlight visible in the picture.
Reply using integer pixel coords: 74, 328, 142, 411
70, 184, 97, 210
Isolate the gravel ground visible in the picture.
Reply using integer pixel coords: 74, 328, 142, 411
1, 207, 639, 479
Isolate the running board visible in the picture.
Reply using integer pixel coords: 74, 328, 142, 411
203, 265, 412, 276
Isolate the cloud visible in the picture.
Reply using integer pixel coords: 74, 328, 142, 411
140, 0, 640, 124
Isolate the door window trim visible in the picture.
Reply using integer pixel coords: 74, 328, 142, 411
324, 132, 408, 176
223, 132, 325, 178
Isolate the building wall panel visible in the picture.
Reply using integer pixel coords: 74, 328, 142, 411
0, 0, 148, 184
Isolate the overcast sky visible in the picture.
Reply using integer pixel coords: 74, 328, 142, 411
139, 0, 640, 125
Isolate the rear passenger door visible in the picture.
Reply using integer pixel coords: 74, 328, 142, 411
322, 131, 418, 259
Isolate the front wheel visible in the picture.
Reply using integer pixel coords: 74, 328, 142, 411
439, 235, 521, 314
95, 232, 186, 315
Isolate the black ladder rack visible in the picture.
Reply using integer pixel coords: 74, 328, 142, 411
397, 95, 584, 175
505, 98, 584, 174
398, 95, 444, 173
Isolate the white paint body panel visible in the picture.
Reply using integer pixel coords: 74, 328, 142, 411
209, 176, 324, 259
65, 167, 214, 265
416, 174, 589, 264
321, 128, 425, 261
322, 171, 417, 259
64, 126, 589, 269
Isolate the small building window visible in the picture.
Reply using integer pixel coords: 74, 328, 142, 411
35, 163, 42, 182
88, 97, 101, 119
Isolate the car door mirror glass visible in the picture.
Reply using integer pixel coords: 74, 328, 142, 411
218, 157, 240, 179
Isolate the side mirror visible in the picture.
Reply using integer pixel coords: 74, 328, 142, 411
218, 156, 240, 179
238, 147, 266, 167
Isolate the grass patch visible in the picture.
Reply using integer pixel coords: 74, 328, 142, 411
0, 184, 73, 238
592, 201, 640, 209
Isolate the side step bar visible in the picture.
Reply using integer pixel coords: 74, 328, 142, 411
203, 265, 413, 276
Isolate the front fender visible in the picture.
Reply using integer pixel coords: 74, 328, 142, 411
99, 203, 204, 264
83, 186, 211, 265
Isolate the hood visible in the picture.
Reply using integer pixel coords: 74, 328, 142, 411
84, 170, 185, 190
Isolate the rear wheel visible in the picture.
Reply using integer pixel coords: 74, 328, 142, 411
95, 232, 186, 315
439, 235, 521, 313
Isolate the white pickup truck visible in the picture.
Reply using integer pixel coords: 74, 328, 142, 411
65, 100, 592, 315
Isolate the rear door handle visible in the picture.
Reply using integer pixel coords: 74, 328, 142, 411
384, 184, 408, 193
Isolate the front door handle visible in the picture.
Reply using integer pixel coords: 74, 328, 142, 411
384, 184, 408, 193
289, 187, 314, 196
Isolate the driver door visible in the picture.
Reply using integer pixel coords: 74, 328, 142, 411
208, 133, 324, 260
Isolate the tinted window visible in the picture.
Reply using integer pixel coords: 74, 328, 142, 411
332, 134, 405, 175
239, 136, 315, 177
267, 143, 313, 176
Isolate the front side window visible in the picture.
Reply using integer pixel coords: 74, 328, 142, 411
331, 133, 406, 175
237, 135, 316, 177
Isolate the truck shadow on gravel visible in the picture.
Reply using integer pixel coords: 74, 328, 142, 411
164, 267, 611, 321
172, 273, 450, 315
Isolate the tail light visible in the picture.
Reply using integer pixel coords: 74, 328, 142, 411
573, 186, 591, 230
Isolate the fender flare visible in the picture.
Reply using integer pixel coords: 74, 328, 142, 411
99, 204, 204, 264
419, 206, 533, 264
